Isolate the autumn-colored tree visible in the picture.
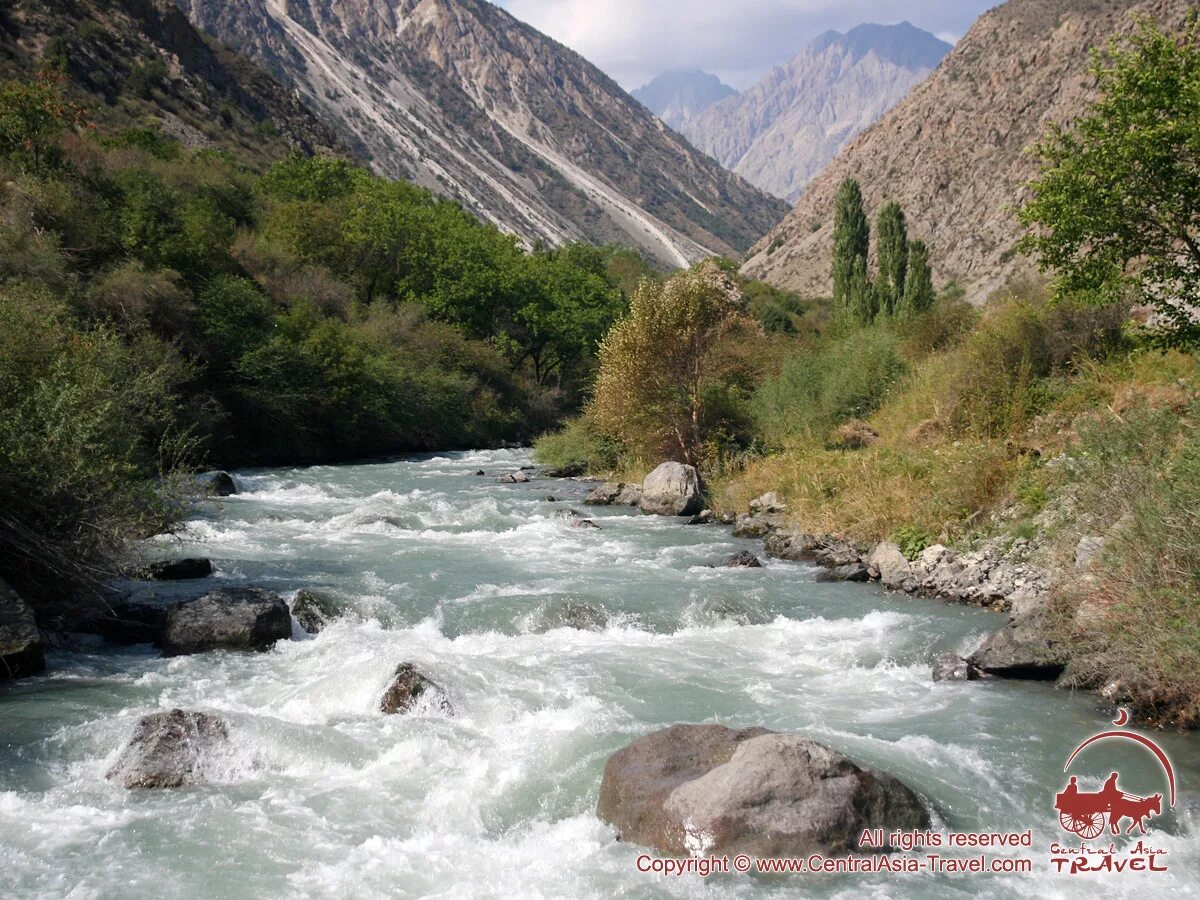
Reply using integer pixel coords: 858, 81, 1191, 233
590, 261, 762, 466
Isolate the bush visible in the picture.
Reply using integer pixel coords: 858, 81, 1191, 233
0, 284, 192, 612
755, 326, 907, 447
533, 416, 621, 475
1052, 402, 1200, 725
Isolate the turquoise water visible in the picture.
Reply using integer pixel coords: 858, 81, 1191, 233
1, 449, 1197, 898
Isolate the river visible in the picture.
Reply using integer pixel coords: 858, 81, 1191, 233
1, 449, 1197, 898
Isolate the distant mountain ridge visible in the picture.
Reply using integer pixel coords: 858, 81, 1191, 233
632, 70, 736, 131
742, 0, 1196, 305
174, 0, 788, 268
679, 22, 950, 201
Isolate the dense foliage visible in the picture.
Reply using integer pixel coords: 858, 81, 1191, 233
0, 74, 645, 605
1020, 14, 1200, 342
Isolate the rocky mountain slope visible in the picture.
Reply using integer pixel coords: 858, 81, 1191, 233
631, 70, 735, 132
0, 0, 340, 165
680, 23, 949, 201
175, 0, 788, 268
742, 0, 1195, 304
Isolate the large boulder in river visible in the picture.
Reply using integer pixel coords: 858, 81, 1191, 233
106, 709, 229, 789
639, 462, 703, 517
161, 588, 291, 657
97, 598, 174, 645
865, 542, 913, 591
380, 663, 453, 715
598, 724, 928, 857
967, 612, 1067, 680
0, 578, 44, 680
584, 482, 624, 505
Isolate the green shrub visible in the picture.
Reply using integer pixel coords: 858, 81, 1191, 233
533, 416, 621, 475
755, 326, 907, 446
892, 523, 934, 560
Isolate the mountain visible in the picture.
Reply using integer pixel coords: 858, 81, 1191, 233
174, 0, 788, 269
0, 0, 340, 165
741, 0, 1195, 304
632, 70, 736, 131
679, 22, 950, 202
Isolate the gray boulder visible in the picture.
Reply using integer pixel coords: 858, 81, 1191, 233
597, 725, 928, 858
749, 491, 787, 514
380, 663, 453, 715
161, 588, 292, 656
498, 471, 530, 484
865, 542, 913, 591
724, 551, 762, 568
1075, 535, 1105, 571
106, 709, 229, 789
584, 482, 625, 505
931, 653, 979, 682
816, 563, 870, 583
0, 578, 44, 680
967, 612, 1066, 680
639, 462, 703, 517
615, 483, 642, 506
209, 472, 238, 497
528, 600, 609, 633
291, 589, 339, 634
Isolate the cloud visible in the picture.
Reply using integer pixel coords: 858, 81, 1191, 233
495, 0, 994, 89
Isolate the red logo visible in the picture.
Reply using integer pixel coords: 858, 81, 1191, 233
1049, 709, 1175, 875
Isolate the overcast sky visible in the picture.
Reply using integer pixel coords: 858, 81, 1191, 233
494, 0, 998, 90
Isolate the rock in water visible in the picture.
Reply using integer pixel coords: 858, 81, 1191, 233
615, 484, 642, 506
291, 589, 339, 634
865, 542, 913, 590
97, 598, 174, 645
584, 482, 625, 505
0, 578, 44, 680
161, 588, 292, 656
498, 471, 530, 483
724, 551, 762, 568
106, 709, 229, 789
528, 600, 609, 633
639, 462, 703, 517
597, 724, 928, 857
210, 471, 238, 497
932, 653, 979, 682
140, 558, 214, 581
380, 663, 453, 715
967, 612, 1066, 680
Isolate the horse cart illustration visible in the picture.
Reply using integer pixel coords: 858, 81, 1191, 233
1055, 775, 1163, 838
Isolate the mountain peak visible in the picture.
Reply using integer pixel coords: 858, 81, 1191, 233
632, 70, 737, 131
811, 21, 951, 69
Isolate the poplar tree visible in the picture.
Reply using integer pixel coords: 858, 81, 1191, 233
832, 178, 869, 317
900, 239, 934, 315
875, 202, 908, 317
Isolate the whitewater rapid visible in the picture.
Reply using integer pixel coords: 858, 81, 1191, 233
1, 449, 1197, 898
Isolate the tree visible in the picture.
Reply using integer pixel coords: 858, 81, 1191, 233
1019, 14, 1200, 341
832, 178, 869, 317
590, 261, 762, 466
848, 255, 876, 324
0, 72, 86, 172
899, 240, 934, 316
875, 202, 908, 316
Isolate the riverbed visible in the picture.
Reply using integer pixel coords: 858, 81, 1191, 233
1, 449, 1197, 898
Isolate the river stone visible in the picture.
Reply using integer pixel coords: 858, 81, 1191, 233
0, 578, 44, 680
615, 483, 642, 506
931, 653, 979, 682
380, 663, 453, 715
597, 725, 929, 857
815, 563, 870, 583
498, 471, 529, 483
106, 709, 229, 789
97, 598, 174, 645
140, 558, 213, 581
967, 612, 1067, 680
529, 600, 609, 632
724, 551, 762, 568
161, 588, 291, 656
639, 462, 703, 517
865, 542, 913, 590
291, 589, 339, 634
584, 482, 624, 505
209, 471, 238, 497
749, 491, 787, 514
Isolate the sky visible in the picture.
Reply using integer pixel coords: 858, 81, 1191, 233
494, 0, 998, 90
